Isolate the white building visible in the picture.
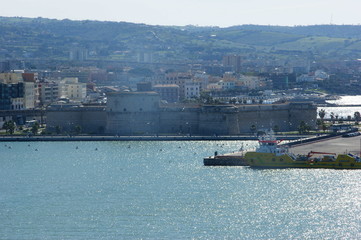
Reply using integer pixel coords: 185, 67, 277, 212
207, 83, 222, 90
23, 81, 36, 109
0, 72, 24, 84
193, 72, 209, 91
59, 78, 87, 102
39, 81, 59, 105
314, 70, 329, 80
217, 80, 236, 90
10, 98, 24, 110
185, 82, 201, 99
297, 74, 316, 82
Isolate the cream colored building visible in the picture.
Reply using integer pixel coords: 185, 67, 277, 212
59, 78, 87, 102
24, 81, 36, 109
0, 72, 24, 84
239, 75, 262, 89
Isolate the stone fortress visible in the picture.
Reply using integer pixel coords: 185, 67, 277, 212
47, 91, 317, 135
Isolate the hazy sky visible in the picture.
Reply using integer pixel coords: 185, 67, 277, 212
2, 0, 361, 27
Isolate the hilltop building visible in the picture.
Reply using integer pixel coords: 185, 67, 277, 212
222, 55, 242, 73
69, 48, 88, 61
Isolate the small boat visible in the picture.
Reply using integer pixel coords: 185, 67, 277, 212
245, 130, 361, 169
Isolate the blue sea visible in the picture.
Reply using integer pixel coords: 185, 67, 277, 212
1, 140, 361, 239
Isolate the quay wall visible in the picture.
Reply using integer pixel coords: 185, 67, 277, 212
47, 107, 107, 134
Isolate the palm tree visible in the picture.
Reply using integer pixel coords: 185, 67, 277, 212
250, 125, 257, 135
3, 120, 15, 134
354, 111, 360, 124
74, 125, 82, 135
55, 125, 61, 135
330, 112, 335, 123
273, 125, 279, 134
298, 121, 310, 134
318, 109, 326, 123
31, 122, 40, 135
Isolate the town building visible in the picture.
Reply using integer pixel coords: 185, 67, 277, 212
153, 72, 192, 99
217, 80, 236, 90
59, 78, 87, 102
0, 82, 24, 110
0, 71, 37, 110
239, 75, 262, 90
222, 55, 241, 73
185, 82, 201, 99
38, 81, 60, 105
153, 84, 179, 103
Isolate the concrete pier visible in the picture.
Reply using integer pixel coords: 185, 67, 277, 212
203, 152, 248, 166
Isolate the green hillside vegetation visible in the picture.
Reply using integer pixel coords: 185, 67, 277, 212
1, 16, 361, 62
275, 36, 345, 51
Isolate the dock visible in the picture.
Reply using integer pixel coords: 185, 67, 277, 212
203, 132, 361, 166
203, 152, 248, 166
289, 135, 361, 155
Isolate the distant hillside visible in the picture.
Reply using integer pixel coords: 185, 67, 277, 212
1, 16, 361, 63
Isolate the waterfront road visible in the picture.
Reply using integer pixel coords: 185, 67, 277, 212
0, 134, 309, 142
290, 135, 361, 155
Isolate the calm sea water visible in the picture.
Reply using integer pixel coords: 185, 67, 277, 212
1, 140, 361, 239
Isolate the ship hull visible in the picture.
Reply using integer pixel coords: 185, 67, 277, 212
245, 152, 361, 169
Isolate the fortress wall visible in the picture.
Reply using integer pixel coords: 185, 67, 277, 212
105, 101, 317, 135
47, 109, 107, 134
198, 106, 239, 135
47, 90, 317, 136
46, 110, 83, 132
159, 110, 199, 134
107, 92, 160, 113
236, 108, 290, 133
289, 102, 318, 129
81, 111, 107, 134
198, 112, 227, 135
107, 112, 159, 135
106, 91, 161, 134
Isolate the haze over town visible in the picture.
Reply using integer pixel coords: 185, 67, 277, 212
2, 0, 361, 27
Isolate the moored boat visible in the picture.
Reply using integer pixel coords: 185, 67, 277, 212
245, 130, 361, 169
